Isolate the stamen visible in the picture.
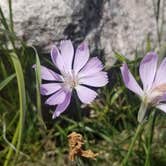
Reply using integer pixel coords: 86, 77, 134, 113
63, 70, 79, 90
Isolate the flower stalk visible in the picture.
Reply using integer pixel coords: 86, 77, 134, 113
74, 92, 82, 121
145, 110, 156, 166
120, 123, 144, 166
138, 101, 149, 123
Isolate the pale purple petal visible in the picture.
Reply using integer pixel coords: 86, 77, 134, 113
60, 40, 74, 71
139, 52, 158, 91
52, 92, 71, 118
51, 45, 65, 72
78, 57, 103, 78
45, 89, 66, 105
121, 63, 143, 97
156, 104, 166, 113
160, 93, 166, 102
40, 65, 62, 81
149, 91, 166, 105
40, 83, 62, 96
73, 42, 90, 73
153, 57, 166, 86
75, 85, 97, 104
79, 71, 108, 87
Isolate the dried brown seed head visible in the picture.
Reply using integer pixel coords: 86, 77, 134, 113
68, 132, 98, 161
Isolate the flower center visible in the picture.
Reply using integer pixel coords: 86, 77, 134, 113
63, 70, 79, 90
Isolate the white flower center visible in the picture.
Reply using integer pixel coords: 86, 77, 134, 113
63, 70, 79, 90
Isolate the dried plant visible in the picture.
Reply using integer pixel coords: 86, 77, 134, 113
68, 132, 98, 161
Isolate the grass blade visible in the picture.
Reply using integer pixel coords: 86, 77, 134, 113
0, 73, 16, 91
11, 52, 26, 151
8, 0, 14, 32
32, 47, 46, 129
4, 53, 26, 166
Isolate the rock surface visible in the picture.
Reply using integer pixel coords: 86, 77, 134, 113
0, 0, 165, 66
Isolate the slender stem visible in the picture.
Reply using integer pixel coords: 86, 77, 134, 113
8, 0, 14, 33
152, 0, 161, 46
120, 123, 144, 166
145, 111, 156, 166
0, 6, 16, 51
4, 123, 19, 166
74, 92, 82, 121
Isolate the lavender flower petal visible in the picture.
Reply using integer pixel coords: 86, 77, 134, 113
157, 93, 166, 103
121, 63, 143, 97
40, 83, 62, 96
139, 52, 158, 91
153, 57, 166, 86
73, 42, 89, 73
156, 104, 166, 113
52, 92, 71, 119
79, 71, 108, 87
41, 65, 62, 81
75, 85, 97, 104
45, 89, 66, 105
51, 45, 65, 72
60, 40, 74, 71
78, 57, 103, 78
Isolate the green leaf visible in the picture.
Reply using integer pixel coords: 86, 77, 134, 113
114, 51, 127, 63
11, 52, 26, 150
8, 0, 14, 32
111, 88, 124, 105
0, 73, 16, 91
33, 47, 46, 129
4, 52, 26, 166
146, 35, 151, 52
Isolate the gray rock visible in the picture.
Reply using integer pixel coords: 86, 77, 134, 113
0, 0, 165, 67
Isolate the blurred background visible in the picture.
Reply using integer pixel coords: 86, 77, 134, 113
1, 0, 166, 66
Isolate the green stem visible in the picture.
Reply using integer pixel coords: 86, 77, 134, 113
8, 0, 14, 33
74, 93, 82, 121
4, 123, 19, 166
33, 47, 46, 129
120, 123, 144, 166
144, 111, 156, 166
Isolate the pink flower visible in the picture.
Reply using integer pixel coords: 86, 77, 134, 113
121, 52, 166, 122
40, 40, 108, 118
